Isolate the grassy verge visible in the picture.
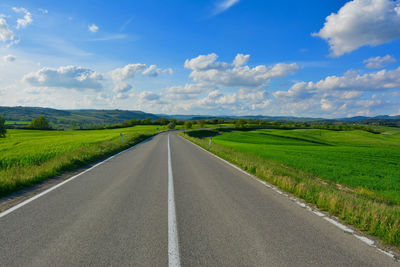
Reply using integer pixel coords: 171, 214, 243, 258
0, 126, 161, 197
180, 130, 400, 249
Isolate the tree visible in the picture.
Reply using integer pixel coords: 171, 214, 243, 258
199, 119, 205, 128
235, 119, 246, 129
142, 117, 151, 125
167, 121, 176, 130
29, 116, 51, 130
160, 117, 168, 125
184, 121, 192, 129
0, 116, 6, 137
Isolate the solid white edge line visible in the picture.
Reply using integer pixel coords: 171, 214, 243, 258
179, 134, 398, 261
168, 135, 181, 267
0, 135, 153, 219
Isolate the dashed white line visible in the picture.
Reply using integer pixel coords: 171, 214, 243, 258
168, 135, 181, 267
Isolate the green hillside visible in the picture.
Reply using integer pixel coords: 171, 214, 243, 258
0, 106, 160, 128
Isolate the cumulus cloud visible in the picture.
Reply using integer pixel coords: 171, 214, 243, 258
233, 53, 250, 67
112, 82, 132, 93
185, 53, 300, 90
3, 54, 16, 62
142, 65, 173, 77
0, 17, 15, 42
271, 65, 400, 117
184, 53, 230, 71
274, 66, 400, 104
212, 0, 240, 16
313, 0, 400, 56
109, 63, 172, 94
12, 7, 33, 29
363, 54, 396, 68
23, 65, 103, 91
88, 24, 99, 33
109, 64, 147, 81
166, 83, 209, 100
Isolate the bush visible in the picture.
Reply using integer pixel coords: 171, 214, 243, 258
29, 116, 51, 130
184, 121, 192, 129
199, 119, 205, 128
0, 116, 6, 137
167, 121, 176, 130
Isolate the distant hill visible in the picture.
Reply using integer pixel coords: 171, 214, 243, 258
0, 106, 159, 127
1, 106, 399, 128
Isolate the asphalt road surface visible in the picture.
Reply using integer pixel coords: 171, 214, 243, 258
0, 132, 397, 266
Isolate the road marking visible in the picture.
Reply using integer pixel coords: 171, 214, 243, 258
0, 137, 152, 219
180, 135, 398, 261
168, 135, 181, 267
323, 217, 354, 233
354, 234, 374, 246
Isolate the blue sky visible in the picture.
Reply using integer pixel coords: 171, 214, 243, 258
0, 0, 399, 117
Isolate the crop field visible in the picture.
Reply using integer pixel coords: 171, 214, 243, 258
211, 128, 400, 204
182, 127, 400, 248
0, 126, 160, 196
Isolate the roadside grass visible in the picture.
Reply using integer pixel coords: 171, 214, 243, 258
180, 128, 400, 249
0, 126, 161, 197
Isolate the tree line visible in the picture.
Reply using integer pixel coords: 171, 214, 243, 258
0, 114, 385, 138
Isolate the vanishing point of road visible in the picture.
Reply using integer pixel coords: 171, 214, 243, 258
0, 132, 397, 266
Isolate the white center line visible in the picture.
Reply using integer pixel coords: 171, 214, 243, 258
168, 135, 181, 267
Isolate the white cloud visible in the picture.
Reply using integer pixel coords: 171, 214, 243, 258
23, 65, 103, 91
184, 53, 229, 71
313, 0, 400, 56
38, 8, 48, 14
109, 63, 147, 81
109, 63, 172, 94
165, 83, 208, 100
88, 24, 99, 33
233, 53, 250, 67
199, 90, 236, 106
3, 54, 16, 62
12, 7, 33, 29
212, 0, 240, 16
275, 67, 400, 102
363, 54, 396, 68
112, 82, 132, 93
0, 17, 15, 42
272, 66, 400, 117
142, 64, 173, 77
185, 53, 299, 90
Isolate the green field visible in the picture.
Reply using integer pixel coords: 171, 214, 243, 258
182, 127, 400, 248
5, 121, 29, 125
211, 128, 400, 204
0, 126, 160, 196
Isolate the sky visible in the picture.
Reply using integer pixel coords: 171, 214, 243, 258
0, 0, 399, 118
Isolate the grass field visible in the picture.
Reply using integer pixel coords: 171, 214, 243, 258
5, 121, 29, 125
182, 127, 400, 248
0, 126, 160, 197
211, 128, 400, 204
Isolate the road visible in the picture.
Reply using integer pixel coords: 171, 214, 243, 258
0, 132, 397, 266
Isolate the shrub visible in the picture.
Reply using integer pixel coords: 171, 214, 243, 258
29, 116, 51, 130
0, 116, 6, 137
167, 121, 176, 130
184, 121, 193, 129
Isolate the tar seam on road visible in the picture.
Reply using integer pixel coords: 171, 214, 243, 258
168, 135, 181, 267
0, 137, 151, 219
